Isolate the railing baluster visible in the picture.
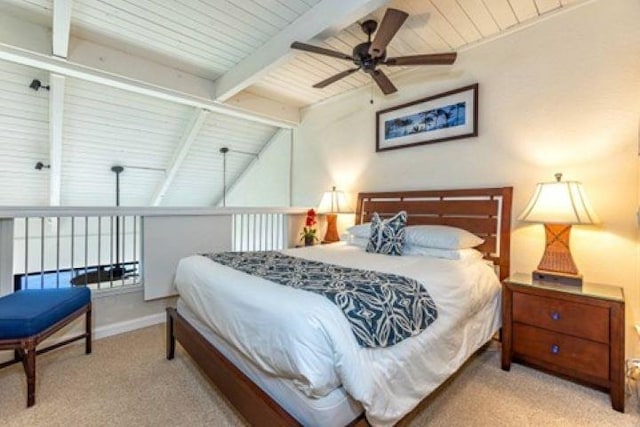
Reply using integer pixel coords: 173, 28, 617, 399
273, 214, 277, 250
56, 217, 60, 288
236, 214, 240, 251
244, 214, 249, 251
264, 214, 268, 251
254, 214, 258, 251
271, 214, 280, 251
109, 216, 113, 289
84, 216, 88, 287
258, 214, 263, 251
272, 214, 276, 250
121, 216, 126, 288
133, 216, 137, 281
24, 218, 29, 289
40, 217, 45, 289
97, 217, 102, 289
71, 217, 75, 283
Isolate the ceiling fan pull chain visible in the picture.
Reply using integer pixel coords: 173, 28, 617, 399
370, 81, 374, 105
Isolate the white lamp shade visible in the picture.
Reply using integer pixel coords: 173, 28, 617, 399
317, 187, 351, 213
519, 176, 599, 225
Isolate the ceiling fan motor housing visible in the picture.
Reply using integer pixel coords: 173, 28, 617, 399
353, 42, 385, 71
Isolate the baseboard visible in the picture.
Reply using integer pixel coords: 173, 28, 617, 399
0, 312, 167, 363
94, 312, 166, 340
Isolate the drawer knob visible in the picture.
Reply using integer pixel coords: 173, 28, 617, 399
550, 311, 560, 321
551, 344, 560, 354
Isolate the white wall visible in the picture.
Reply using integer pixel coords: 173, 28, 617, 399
292, 0, 640, 356
226, 129, 293, 207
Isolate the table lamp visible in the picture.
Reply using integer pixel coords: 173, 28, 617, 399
318, 186, 350, 243
518, 173, 599, 286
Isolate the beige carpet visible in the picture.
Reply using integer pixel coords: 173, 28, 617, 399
0, 325, 638, 426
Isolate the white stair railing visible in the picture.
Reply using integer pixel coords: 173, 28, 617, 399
0, 207, 307, 297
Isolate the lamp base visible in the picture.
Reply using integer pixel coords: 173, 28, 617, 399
532, 270, 583, 287
322, 214, 340, 243
537, 224, 579, 275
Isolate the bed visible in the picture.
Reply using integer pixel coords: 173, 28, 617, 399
166, 187, 513, 426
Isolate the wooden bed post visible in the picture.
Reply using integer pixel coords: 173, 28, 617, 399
166, 308, 175, 360
166, 307, 300, 426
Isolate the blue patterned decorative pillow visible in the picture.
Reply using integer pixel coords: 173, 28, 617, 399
365, 213, 382, 253
365, 211, 407, 256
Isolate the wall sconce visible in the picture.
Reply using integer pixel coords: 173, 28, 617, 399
518, 173, 599, 286
29, 79, 50, 91
34, 162, 50, 170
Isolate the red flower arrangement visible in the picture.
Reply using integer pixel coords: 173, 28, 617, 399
300, 209, 318, 245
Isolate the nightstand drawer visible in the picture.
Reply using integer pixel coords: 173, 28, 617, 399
513, 292, 609, 343
513, 323, 609, 381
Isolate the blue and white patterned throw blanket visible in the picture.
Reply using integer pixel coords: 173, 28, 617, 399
205, 251, 438, 348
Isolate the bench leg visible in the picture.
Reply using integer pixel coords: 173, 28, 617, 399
25, 345, 36, 407
85, 303, 92, 355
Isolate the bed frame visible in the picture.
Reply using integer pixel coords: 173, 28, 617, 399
166, 187, 513, 426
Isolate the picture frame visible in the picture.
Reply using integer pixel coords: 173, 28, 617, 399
376, 83, 478, 152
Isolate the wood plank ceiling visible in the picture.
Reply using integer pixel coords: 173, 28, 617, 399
0, 58, 280, 206
0, 0, 322, 79
248, 0, 584, 107
0, 0, 588, 206
1, 0, 584, 96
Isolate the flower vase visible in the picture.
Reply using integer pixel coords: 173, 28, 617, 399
304, 236, 314, 247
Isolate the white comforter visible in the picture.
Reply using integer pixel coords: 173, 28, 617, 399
175, 243, 501, 426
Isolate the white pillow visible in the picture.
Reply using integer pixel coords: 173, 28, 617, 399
345, 223, 371, 238
348, 237, 483, 261
405, 225, 484, 249
403, 246, 484, 261
345, 236, 368, 248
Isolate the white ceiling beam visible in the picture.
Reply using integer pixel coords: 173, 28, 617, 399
52, 0, 73, 57
150, 109, 209, 206
0, 41, 297, 128
213, 0, 391, 102
225, 91, 300, 124
48, 74, 65, 206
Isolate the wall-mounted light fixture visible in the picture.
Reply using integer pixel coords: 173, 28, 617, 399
34, 162, 50, 170
29, 79, 50, 92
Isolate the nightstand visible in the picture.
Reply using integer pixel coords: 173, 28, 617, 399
501, 273, 625, 412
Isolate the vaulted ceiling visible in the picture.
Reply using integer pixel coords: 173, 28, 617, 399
0, 0, 588, 206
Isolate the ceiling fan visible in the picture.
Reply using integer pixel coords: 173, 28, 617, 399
290, 8, 457, 95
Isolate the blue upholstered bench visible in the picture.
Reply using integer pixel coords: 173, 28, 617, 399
0, 288, 92, 407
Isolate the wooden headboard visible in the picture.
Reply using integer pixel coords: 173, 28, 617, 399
355, 187, 513, 280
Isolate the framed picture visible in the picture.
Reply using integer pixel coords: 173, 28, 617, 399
376, 83, 478, 152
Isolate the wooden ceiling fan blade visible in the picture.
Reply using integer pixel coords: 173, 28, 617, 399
313, 68, 360, 88
371, 70, 397, 95
368, 8, 409, 58
291, 42, 353, 61
385, 52, 457, 66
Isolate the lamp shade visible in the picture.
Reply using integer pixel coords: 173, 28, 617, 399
518, 173, 599, 225
317, 187, 351, 214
